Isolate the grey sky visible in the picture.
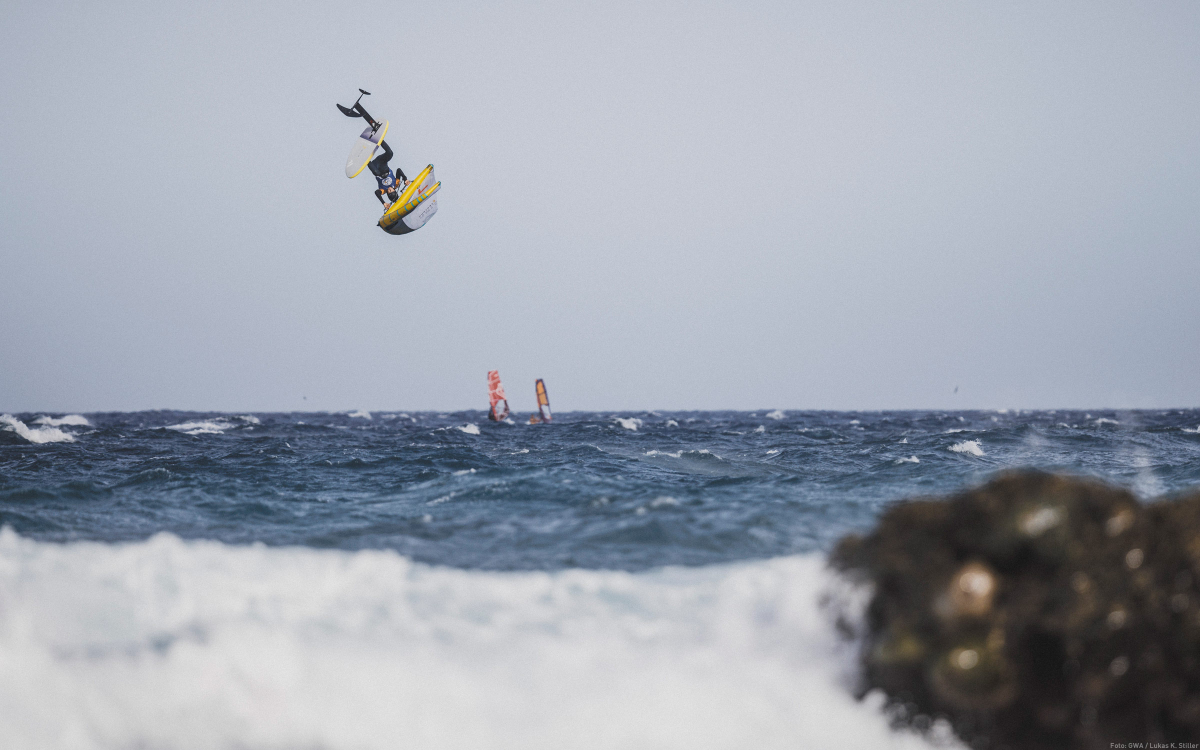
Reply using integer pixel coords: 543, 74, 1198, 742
2, 1, 1198, 413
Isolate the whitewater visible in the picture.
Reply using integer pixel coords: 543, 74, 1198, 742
3, 409, 1199, 748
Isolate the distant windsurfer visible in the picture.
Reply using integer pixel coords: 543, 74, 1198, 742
369, 140, 408, 208
487, 370, 510, 422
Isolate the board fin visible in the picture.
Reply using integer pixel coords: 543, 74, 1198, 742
336, 90, 381, 127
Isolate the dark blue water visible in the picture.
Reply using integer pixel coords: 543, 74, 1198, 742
4, 409, 1199, 570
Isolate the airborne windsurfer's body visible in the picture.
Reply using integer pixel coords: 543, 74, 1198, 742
369, 140, 408, 208
339, 89, 440, 235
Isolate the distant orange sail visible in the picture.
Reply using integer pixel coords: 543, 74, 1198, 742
487, 370, 509, 421
535, 379, 552, 422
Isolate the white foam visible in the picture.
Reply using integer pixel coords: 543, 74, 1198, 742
649, 496, 679, 507
1094, 418, 1119, 426
458, 424, 481, 435
949, 440, 985, 457
163, 419, 233, 436
766, 410, 786, 420
666, 420, 679, 428
348, 410, 372, 420
754, 425, 766, 433
0, 414, 76, 444
614, 417, 642, 431
33, 414, 90, 427
766, 449, 780, 455
1131, 452, 1164, 498
645, 450, 683, 458
0, 530, 950, 750
899, 438, 908, 444
452, 469, 477, 476
1183, 426, 1200, 434
895, 456, 920, 464
235, 415, 261, 425
943, 429, 965, 434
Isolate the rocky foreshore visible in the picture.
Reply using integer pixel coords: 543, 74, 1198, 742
832, 470, 1200, 749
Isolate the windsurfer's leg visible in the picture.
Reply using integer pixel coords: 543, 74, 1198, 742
375, 141, 405, 182
368, 140, 394, 174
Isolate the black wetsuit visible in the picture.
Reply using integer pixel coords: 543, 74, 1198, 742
369, 141, 408, 206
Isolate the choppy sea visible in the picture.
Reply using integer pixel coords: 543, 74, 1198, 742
3, 409, 1199, 749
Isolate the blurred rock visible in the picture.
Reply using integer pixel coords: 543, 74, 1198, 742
831, 470, 1200, 749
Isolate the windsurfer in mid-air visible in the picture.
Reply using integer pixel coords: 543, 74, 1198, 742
369, 140, 408, 208
338, 88, 441, 235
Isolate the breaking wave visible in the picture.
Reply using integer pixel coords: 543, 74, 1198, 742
33, 414, 90, 427
161, 415, 258, 436
0, 529, 946, 750
949, 440, 985, 457
163, 419, 235, 435
0, 414, 76, 444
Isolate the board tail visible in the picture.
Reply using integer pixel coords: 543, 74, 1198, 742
535, 379, 552, 422
487, 370, 509, 421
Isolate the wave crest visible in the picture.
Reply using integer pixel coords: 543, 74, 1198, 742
949, 440, 985, 457
1, 414, 76, 444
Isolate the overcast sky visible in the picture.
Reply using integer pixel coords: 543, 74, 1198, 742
2, 1, 1198, 413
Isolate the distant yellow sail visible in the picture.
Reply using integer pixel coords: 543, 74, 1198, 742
535, 379, 551, 422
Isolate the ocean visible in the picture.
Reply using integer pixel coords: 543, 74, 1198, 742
3, 409, 1199, 749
